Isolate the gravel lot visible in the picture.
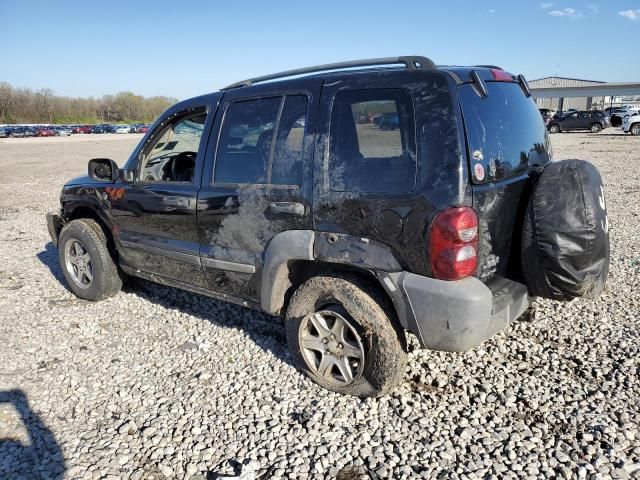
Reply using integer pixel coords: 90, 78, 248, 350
0, 132, 639, 480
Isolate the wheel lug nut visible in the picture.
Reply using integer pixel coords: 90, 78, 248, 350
322, 338, 328, 344
337, 343, 343, 349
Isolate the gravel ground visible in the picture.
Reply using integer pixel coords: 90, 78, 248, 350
0, 132, 639, 480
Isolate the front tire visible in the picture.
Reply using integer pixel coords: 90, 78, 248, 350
631, 123, 640, 136
549, 124, 560, 134
285, 274, 407, 397
590, 123, 602, 133
58, 219, 122, 301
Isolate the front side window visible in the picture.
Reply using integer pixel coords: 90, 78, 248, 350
328, 89, 416, 193
215, 95, 307, 186
139, 109, 207, 183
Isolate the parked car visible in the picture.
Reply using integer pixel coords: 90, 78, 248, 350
23, 126, 37, 137
36, 127, 57, 137
8, 126, 27, 138
608, 106, 639, 127
114, 125, 130, 134
622, 112, 640, 135
46, 57, 610, 396
92, 125, 111, 134
547, 110, 611, 133
378, 113, 400, 130
55, 126, 72, 136
0, 127, 8, 138
75, 125, 93, 134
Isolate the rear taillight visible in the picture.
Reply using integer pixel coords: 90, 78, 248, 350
430, 207, 479, 281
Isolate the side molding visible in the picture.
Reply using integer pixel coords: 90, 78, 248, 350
261, 230, 315, 315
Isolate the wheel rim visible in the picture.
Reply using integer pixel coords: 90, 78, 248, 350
64, 238, 93, 289
298, 309, 365, 386
551, 125, 559, 133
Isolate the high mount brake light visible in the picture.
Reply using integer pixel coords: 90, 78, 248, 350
491, 68, 514, 82
430, 207, 479, 281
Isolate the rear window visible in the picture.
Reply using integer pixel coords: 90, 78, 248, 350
459, 82, 551, 183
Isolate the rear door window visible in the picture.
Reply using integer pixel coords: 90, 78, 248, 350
271, 95, 307, 186
459, 82, 551, 183
328, 89, 416, 193
215, 95, 307, 186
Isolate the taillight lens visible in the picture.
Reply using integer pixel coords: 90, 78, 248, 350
430, 207, 479, 280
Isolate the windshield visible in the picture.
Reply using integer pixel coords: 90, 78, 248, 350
459, 82, 551, 183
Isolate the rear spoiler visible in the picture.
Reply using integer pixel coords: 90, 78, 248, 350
469, 68, 531, 98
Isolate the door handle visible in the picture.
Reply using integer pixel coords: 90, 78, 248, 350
269, 202, 305, 216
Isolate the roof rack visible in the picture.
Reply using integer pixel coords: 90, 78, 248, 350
474, 65, 503, 70
222, 56, 436, 90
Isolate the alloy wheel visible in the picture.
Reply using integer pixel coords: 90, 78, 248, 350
64, 238, 93, 289
298, 309, 365, 386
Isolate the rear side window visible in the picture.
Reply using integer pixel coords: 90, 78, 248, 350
329, 89, 416, 193
271, 95, 306, 186
459, 82, 551, 183
215, 95, 307, 186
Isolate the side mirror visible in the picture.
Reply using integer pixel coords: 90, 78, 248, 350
88, 158, 119, 182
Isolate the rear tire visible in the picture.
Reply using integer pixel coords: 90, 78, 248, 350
549, 124, 560, 134
590, 123, 602, 133
58, 219, 122, 301
285, 274, 407, 397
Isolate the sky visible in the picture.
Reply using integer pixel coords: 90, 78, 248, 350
1, 0, 639, 100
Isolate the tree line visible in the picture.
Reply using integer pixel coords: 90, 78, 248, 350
0, 82, 177, 124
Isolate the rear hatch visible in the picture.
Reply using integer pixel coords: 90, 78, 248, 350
457, 71, 552, 282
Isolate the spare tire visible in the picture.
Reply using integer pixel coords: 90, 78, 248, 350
521, 160, 609, 301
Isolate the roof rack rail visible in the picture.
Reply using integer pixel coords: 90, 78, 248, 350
474, 65, 503, 70
222, 56, 436, 90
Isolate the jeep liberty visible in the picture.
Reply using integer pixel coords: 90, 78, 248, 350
47, 57, 610, 396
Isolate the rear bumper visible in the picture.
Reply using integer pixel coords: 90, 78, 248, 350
46, 211, 63, 247
379, 272, 529, 352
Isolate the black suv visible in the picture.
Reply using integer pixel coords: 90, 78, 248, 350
46, 57, 610, 396
547, 110, 611, 133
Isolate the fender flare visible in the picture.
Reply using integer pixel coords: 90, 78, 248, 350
260, 230, 404, 315
260, 230, 315, 315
